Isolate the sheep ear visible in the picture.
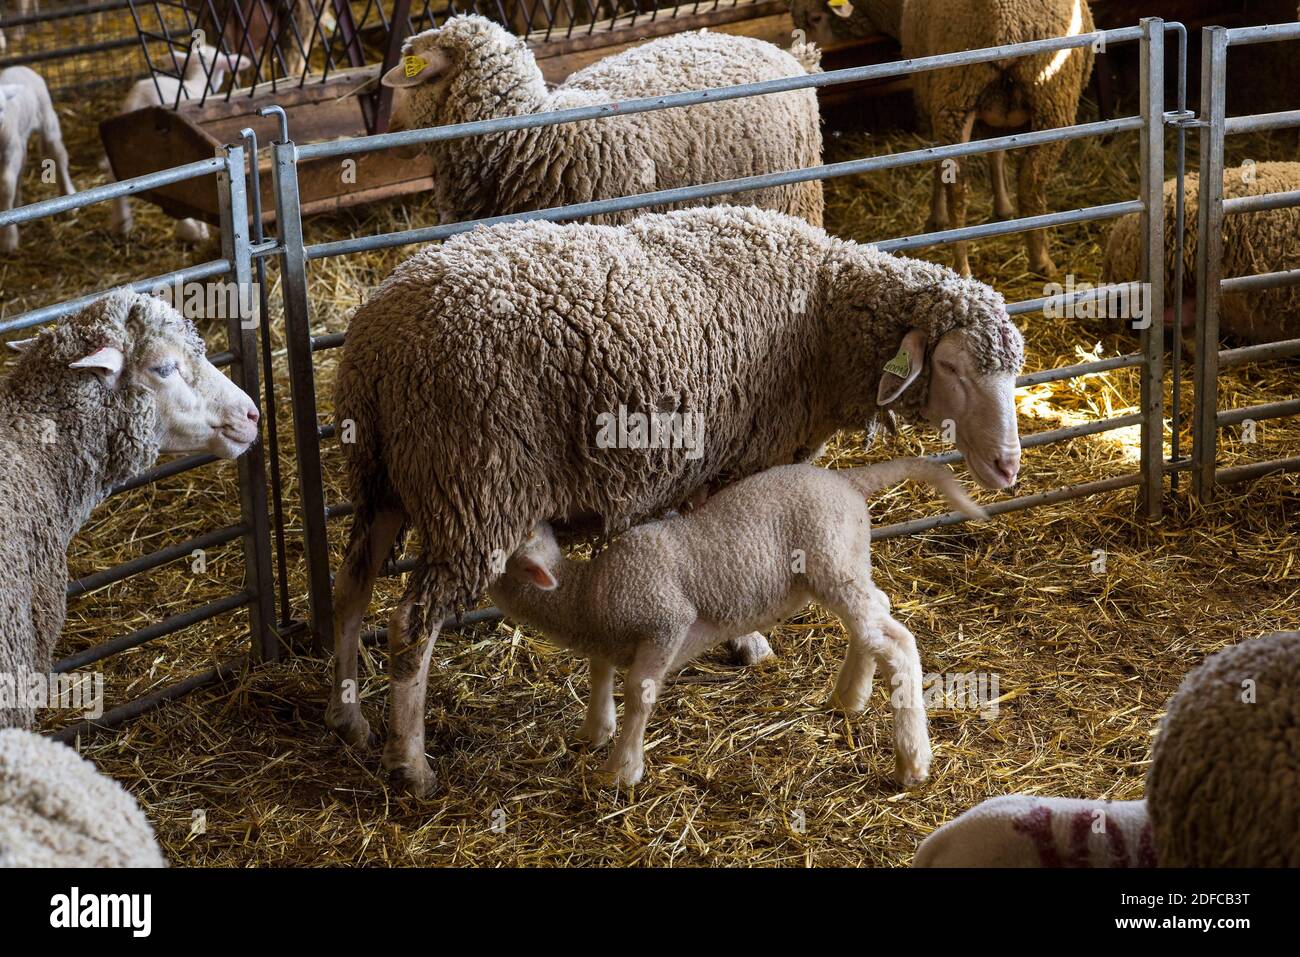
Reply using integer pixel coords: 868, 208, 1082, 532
510, 556, 558, 591
7, 337, 37, 353
70, 345, 125, 388
381, 49, 449, 88
877, 328, 927, 405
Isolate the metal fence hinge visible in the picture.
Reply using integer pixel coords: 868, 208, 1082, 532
1163, 109, 1203, 128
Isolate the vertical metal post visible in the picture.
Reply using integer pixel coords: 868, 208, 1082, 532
269, 129, 335, 653
216, 142, 278, 661
1192, 27, 1228, 500
1137, 18, 1165, 519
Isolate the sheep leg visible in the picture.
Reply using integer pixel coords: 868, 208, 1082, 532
1018, 140, 1064, 279
989, 150, 1014, 220
600, 642, 671, 788
830, 631, 878, 715
937, 110, 977, 278
576, 657, 617, 747
381, 594, 443, 798
325, 507, 404, 748
0, 161, 19, 253
725, 632, 774, 666
926, 167, 949, 233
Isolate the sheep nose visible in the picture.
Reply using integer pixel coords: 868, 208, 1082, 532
994, 450, 1021, 485
247, 406, 260, 425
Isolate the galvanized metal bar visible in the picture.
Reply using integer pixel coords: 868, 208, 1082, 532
110, 452, 218, 496
1220, 268, 1300, 294
1008, 284, 1146, 317
1137, 17, 1166, 519
67, 524, 247, 598
1016, 354, 1144, 387
877, 200, 1142, 255
1223, 189, 1300, 215
1192, 26, 1228, 501
0, 157, 224, 228
306, 119, 1144, 261
0, 259, 232, 334
872, 474, 1144, 541
216, 143, 279, 663
1224, 21, 1300, 45
1216, 399, 1300, 427
51, 655, 247, 744
270, 133, 335, 652
297, 28, 1145, 162
1169, 20, 1189, 492
1215, 456, 1300, 484
1223, 110, 1300, 135
359, 607, 508, 646
924, 414, 1145, 467
1218, 337, 1300, 367
53, 591, 253, 673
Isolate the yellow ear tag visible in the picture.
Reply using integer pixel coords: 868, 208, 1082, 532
883, 348, 911, 379
403, 54, 428, 78
828, 0, 848, 6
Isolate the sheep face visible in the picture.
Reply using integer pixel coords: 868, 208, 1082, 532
790, 0, 889, 48
878, 328, 1021, 490
503, 523, 562, 591
180, 43, 253, 95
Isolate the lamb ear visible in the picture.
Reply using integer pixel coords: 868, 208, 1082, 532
6, 337, 37, 353
69, 345, 125, 388
510, 556, 558, 591
381, 49, 450, 88
877, 328, 927, 406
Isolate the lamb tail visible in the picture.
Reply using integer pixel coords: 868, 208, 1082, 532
840, 457, 989, 523
791, 41, 823, 74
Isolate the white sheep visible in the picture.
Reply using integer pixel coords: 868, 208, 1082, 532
915, 631, 1300, 867
105, 44, 252, 244
0, 729, 166, 867
1, 291, 261, 729
380, 14, 824, 227
489, 457, 986, 789
329, 205, 1026, 796
0, 65, 76, 253
791, 0, 1095, 278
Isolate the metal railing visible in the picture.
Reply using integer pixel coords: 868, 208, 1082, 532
0, 0, 158, 93
268, 18, 1176, 647
0, 150, 280, 739
1191, 21, 1300, 498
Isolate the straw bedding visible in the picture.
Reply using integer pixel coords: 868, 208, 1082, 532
1, 86, 1297, 867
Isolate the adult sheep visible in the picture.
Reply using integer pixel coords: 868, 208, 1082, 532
0, 291, 261, 729
790, 0, 1095, 278
331, 205, 1025, 796
914, 631, 1300, 867
1102, 161, 1300, 343
379, 14, 824, 228
0, 729, 166, 867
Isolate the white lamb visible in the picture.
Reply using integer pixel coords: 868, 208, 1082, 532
105, 44, 252, 244
489, 458, 987, 789
0, 65, 75, 252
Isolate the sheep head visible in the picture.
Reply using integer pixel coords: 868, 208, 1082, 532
380, 15, 546, 130
789, 0, 902, 48
6, 292, 260, 466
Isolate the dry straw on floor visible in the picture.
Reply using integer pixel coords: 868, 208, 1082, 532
3, 89, 1297, 866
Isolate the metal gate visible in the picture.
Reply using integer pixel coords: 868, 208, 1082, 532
1191, 21, 1300, 496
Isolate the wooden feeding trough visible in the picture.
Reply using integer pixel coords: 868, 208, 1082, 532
100, 0, 907, 227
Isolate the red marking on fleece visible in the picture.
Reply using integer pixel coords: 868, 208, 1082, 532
1012, 804, 1061, 867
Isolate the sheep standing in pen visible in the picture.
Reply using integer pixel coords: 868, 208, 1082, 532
490, 459, 987, 788
0, 65, 76, 253
379, 14, 824, 227
1102, 162, 1300, 343
105, 44, 253, 244
791, 0, 1095, 278
914, 631, 1299, 866
330, 205, 1025, 796
0, 729, 166, 867
0, 292, 261, 728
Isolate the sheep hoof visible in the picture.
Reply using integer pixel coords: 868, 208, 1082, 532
386, 761, 436, 798
727, 632, 775, 667
325, 709, 375, 749
575, 718, 615, 748
597, 755, 645, 788
895, 751, 932, 788
829, 690, 868, 716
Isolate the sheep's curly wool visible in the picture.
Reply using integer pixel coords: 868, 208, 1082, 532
397, 15, 823, 227
0, 729, 165, 867
1102, 162, 1300, 343
336, 205, 1022, 630
0, 292, 195, 728
1146, 630, 1300, 867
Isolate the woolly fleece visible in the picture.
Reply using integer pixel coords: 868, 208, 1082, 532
397, 15, 823, 227
0, 729, 165, 867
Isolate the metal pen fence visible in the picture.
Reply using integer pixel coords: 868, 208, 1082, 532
0, 147, 279, 739
1191, 20, 1300, 496
272, 18, 1177, 648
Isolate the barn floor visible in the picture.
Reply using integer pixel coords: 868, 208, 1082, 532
5, 89, 1299, 866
